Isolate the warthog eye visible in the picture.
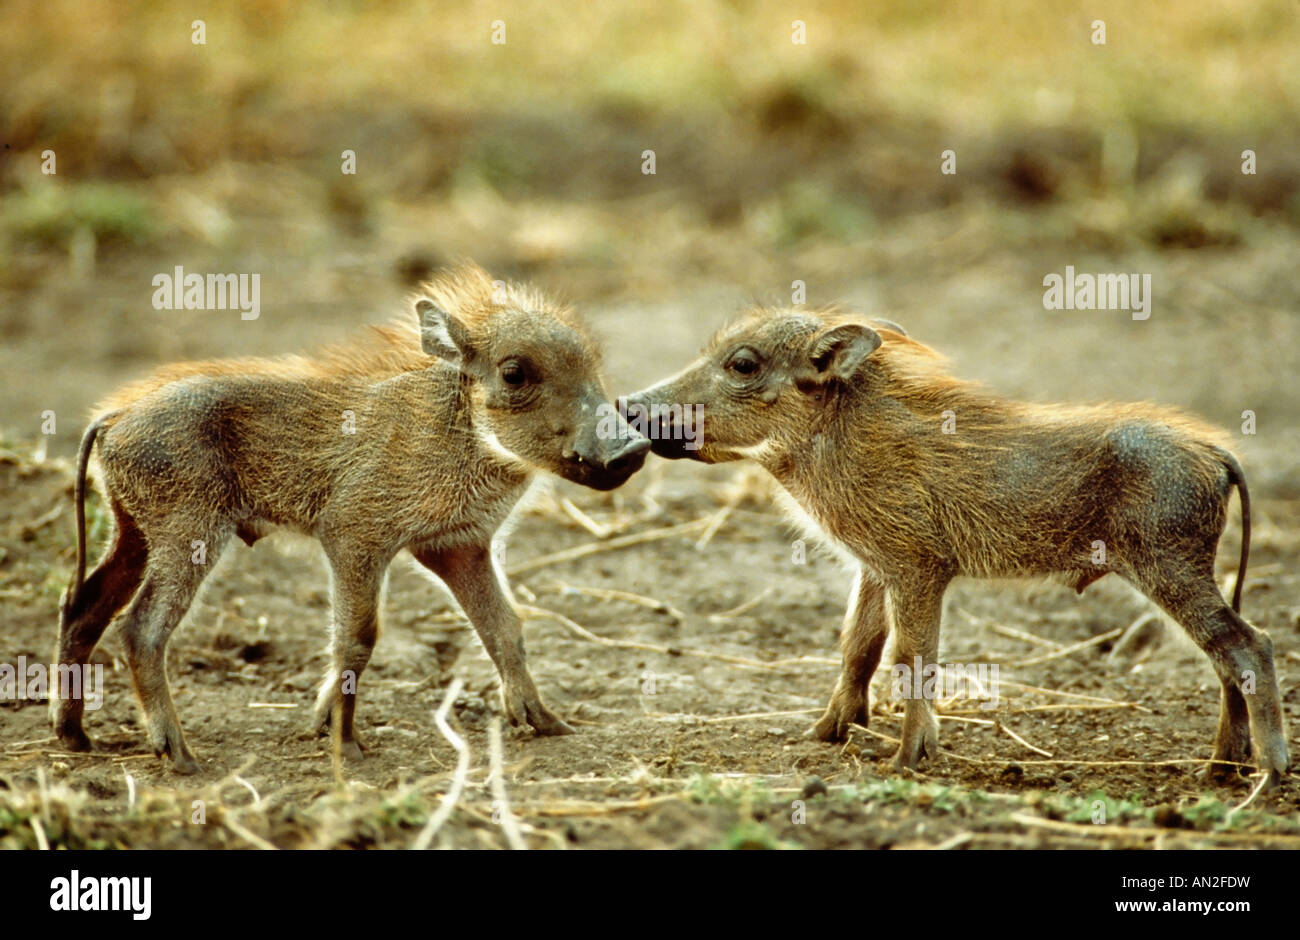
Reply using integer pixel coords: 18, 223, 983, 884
725, 350, 760, 377
500, 360, 528, 387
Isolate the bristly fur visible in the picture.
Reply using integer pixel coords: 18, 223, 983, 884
98, 264, 598, 413
408, 262, 585, 332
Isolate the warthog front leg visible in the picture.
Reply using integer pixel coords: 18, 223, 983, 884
413, 542, 573, 736
814, 571, 889, 742
887, 569, 951, 770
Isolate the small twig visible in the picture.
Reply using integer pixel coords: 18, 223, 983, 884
1009, 813, 1147, 842
707, 588, 774, 623
988, 623, 1062, 649
20, 503, 63, 538
520, 604, 798, 671
1009, 813, 1300, 846
941, 703, 1136, 716
996, 719, 1053, 758
4, 736, 57, 750
413, 678, 470, 850
849, 723, 1240, 770
30, 815, 50, 851
854, 724, 900, 746
1012, 627, 1124, 667
487, 720, 527, 850
1108, 611, 1162, 662
952, 753, 1231, 768
248, 702, 297, 709
559, 498, 612, 539
393, 671, 444, 692
123, 767, 136, 810
550, 581, 685, 622
506, 519, 709, 576
498, 794, 684, 817
224, 815, 277, 850
937, 714, 995, 726
698, 708, 821, 724
694, 505, 733, 550
1227, 772, 1272, 822
957, 607, 1061, 649
233, 776, 263, 809
930, 832, 974, 851
996, 680, 1147, 711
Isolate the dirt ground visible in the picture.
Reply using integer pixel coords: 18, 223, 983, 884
3, 236, 1300, 849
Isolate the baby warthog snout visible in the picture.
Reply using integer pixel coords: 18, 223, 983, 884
616, 395, 704, 460
569, 401, 651, 490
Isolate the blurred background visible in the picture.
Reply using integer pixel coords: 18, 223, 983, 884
2, 0, 1298, 488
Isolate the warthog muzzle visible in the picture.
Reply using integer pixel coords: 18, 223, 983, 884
566, 414, 651, 490
618, 393, 701, 460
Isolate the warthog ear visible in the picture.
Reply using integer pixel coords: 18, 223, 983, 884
416, 299, 472, 366
798, 323, 882, 388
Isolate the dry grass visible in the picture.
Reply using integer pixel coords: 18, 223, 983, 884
5, 0, 1297, 141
